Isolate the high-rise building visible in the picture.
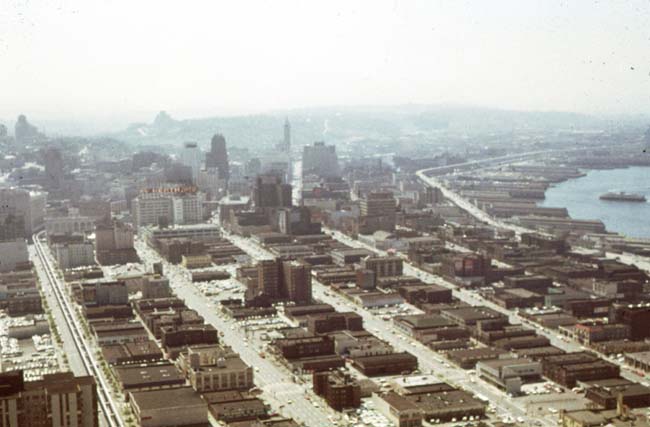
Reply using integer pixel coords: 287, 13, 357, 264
0, 370, 98, 427
252, 174, 292, 209
360, 191, 396, 217
283, 117, 291, 153
132, 186, 205, 229
164, 162, 194, 185
248, 258, 312, 305
14, 114, 43, 143
303, 141, 340, 178
360, 256, 403, 278
257, 259, 281, 300
95, 219, 140, 265
283, 260, 312, 304
358, 191, 397, 233
43, 147, 64, 189
180, 142, 202, 183
205, 134, 230, 180
0, 188, 46, 237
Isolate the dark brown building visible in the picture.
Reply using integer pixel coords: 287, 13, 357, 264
609, 304, 650, 340
313, 370, 361, 411
541, 352, 620, 388
351, 352, 418, 377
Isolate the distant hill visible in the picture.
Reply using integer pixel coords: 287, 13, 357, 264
110, 105, 612, 151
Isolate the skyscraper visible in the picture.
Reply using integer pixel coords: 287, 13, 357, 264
206, 134, 230, 180
283, 117, 291, 153
283, 260, 312, 304
302, 141, 340, 178
247, 258, 312, 306
180, 142, 202, 183
43, 146, 64, 189
252, 174, 292, 209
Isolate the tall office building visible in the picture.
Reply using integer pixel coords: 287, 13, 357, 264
360, 191, 396, 217
257, 259, 281, 300
43, 147, 64, 189
0, 370, 98, 427
132, 186, 204, 229
0, 188, 46, 237
180, 142, 202, 183
283, 261, 312, 304
359, 191, 397, 233
95, 219, 139, 265
248, 258, 312, 305
283, 117, 291, 153
302, 141, 340, 178
252, 174, 292, 209
205, 134, 230, 180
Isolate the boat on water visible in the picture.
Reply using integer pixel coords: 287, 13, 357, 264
599, 191, 647, 202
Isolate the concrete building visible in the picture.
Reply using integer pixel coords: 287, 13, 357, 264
129, 386, 208, 427
476, 357, 541, 395
95, 219, 139, 265
302, 142, 340, 178
0, 239, 29, 273
43, 146, 64, 189
177, 345, 254, 393
253, 174, 292, 209
45, 215, 95, 235
0, 371, 98, 427
372, 392, 423, 427
0, 187, 46, 237
283, 261, 312, 305
360, 255, 403, 279
246, 259, 312, 306
50, 234, 95, 269
180, 142, 203, 182
132, 187, 205, 228
205, 134, 230, 180
359, 191, 396, 233
114, 362, 185, 393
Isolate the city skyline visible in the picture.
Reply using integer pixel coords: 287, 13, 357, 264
2, 0, 650, 123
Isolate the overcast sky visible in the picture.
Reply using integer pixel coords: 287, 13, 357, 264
1, 0, 649, 122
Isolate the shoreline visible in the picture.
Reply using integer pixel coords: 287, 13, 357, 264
538, 165, 650, 241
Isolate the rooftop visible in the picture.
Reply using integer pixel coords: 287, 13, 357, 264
130, 386, 205, 410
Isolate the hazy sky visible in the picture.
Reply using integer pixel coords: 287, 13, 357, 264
1, 0, 649, 122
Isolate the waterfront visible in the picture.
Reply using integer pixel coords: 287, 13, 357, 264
542, 166, 650, 239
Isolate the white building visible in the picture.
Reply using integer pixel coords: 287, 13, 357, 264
132, 190, 205, 229
45, 216, 95, 235
180, 142, 203, 183
51, 237, 95, 269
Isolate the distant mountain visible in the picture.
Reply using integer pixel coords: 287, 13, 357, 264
111, 105, 617, 151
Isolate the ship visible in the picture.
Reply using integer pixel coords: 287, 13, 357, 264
599, 191, 647, 202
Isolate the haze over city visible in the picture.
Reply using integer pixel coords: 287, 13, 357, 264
2, 0, 650, 128
2, 3, 650, 427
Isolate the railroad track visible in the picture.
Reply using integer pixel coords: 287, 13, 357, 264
33, 231, 125, 427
